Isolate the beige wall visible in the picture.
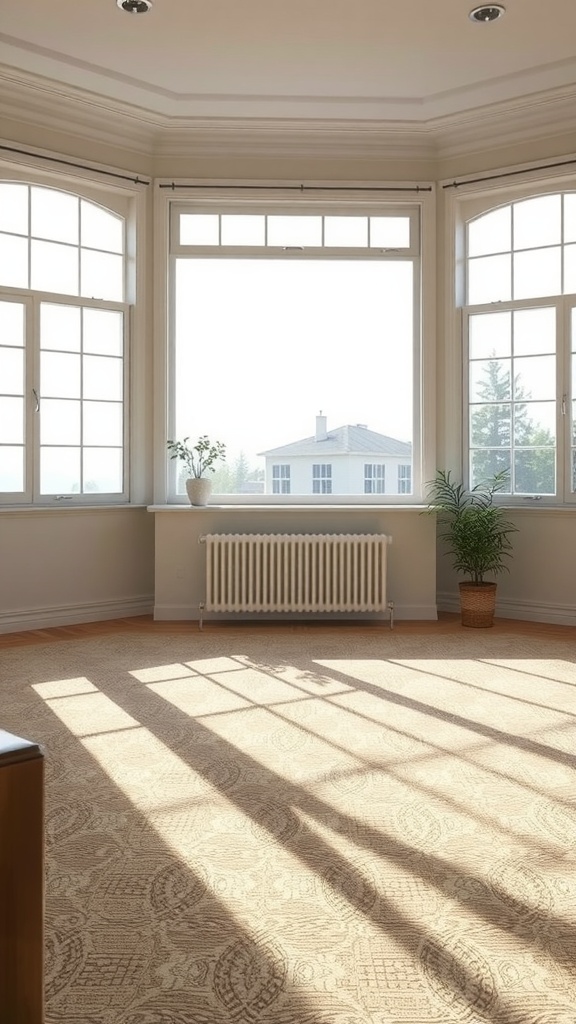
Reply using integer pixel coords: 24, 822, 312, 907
153, 507, 437, 623
0, 508, 154, 632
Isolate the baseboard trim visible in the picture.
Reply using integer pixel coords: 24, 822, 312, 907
154, 603, 438, 622
437, 590, 576, 627
0, 595, 155, 635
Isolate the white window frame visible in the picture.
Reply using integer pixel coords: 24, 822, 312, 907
312, 464, 332, 494
445, 169, 576, 507
159, 182, 435, 506
0, 164, 145, 507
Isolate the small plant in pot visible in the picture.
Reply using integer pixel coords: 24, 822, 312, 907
424, 469, 518, 627
167, 435, 226, 506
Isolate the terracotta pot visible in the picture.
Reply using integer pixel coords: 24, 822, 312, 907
185, 477, 212, 506
459, 581, 497, 628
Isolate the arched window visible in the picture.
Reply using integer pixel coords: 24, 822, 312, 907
464, 193, 576, 501
0, 183, 128, 503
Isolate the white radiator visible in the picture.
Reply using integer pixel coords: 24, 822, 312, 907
199, 533, 392, 627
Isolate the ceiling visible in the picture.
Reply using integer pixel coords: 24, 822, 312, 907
2, 0, 576, 158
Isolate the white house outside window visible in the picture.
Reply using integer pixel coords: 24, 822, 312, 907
168, 199, 424, 503
0, 182, 128, 504
464, 191, 576, 501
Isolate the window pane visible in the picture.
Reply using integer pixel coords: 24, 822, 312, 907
563, 243, 576, 294
31, 240, 78, 295
468, 254, 511, 304
41, 352, 81, 398
469, 311, 511, 360
0, 348, 24, 395
81, 201, 123, 253
83, 401, 122, 445
0, 396, 24, 443
83, 356, 123, 401
513, 355, 555, 401
83, 447, 123, 493
468, 206, 511, 257
81, 250, 123, 301
513, 247, 561, 300
470, 360, 511, 402
370, 217, 410, 248
175, 258, 413, 496
180, 214, 219, 245
470, 404, 511, 447
513, 401, 555, 446
564, 194, 576, 244
267, 217, 322, 246
514, 448, 555, 494
41, 398, 81, 445
40, 447, 80, 494
0, 183, 28, 235
220, 216, 265, 246
0, 300, 25, 345
470, 449, 512, 489
31, 187, 78, 244
41, 303, 81, 352
513, 195, 561, 250
513, 307, 555, 355
0, 233, 28, 288
83, 308, 123, 356
0, 446, 23, 491
324, 217, 367, 247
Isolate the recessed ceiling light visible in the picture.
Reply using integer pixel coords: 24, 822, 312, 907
117, 0, 153, 12
469, 5, 506, 22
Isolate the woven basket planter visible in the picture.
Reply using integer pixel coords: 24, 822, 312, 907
459, 581, 497, 628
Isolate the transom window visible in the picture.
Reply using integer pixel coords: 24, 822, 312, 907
464, 191, 576, 500
0, 183, 128, 504
177, 212, 415, 251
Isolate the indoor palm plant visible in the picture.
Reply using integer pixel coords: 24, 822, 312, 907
425, 469, 518, 627
167, 435, 226, 505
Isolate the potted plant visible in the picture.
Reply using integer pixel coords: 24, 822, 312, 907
167, 435, 226, 506
424, 469, 518, 627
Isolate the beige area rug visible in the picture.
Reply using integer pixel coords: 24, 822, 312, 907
3, 627, 576, 1024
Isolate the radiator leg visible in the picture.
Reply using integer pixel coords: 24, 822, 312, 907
199, 603, 205, 631
388, 601, 394, 629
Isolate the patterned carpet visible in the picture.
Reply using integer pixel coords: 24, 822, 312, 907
3, 627, 576, 1024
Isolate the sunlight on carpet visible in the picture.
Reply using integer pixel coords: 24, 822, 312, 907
3, 630, 576, 1023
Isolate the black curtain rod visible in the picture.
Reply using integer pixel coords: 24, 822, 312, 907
443, 157, 576, 190
0, 144, 150, 186
159, 182, 432, 193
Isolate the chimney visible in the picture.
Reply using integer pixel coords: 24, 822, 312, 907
315, 411, 327, 442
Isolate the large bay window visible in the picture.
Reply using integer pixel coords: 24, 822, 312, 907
0, 182, 129, 504
168, 199, 424, 502
464, 191, 576, 501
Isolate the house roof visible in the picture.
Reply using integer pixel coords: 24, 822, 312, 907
259, 425, 412, 459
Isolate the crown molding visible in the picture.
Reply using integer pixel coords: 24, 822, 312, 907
1, 64, 576, 167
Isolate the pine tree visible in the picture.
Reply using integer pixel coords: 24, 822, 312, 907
470, 357, 555, 494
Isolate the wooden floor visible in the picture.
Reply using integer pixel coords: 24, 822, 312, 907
1, 613, 575, 648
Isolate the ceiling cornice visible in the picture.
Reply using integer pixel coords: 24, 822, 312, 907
1, 65, 576, 166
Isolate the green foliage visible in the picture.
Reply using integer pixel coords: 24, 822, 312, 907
470, 357, 555, 494
424, 469, 518, 584
167, 436, 226, 478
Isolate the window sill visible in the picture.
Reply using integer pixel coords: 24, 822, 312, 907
148, 503, 428, 512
